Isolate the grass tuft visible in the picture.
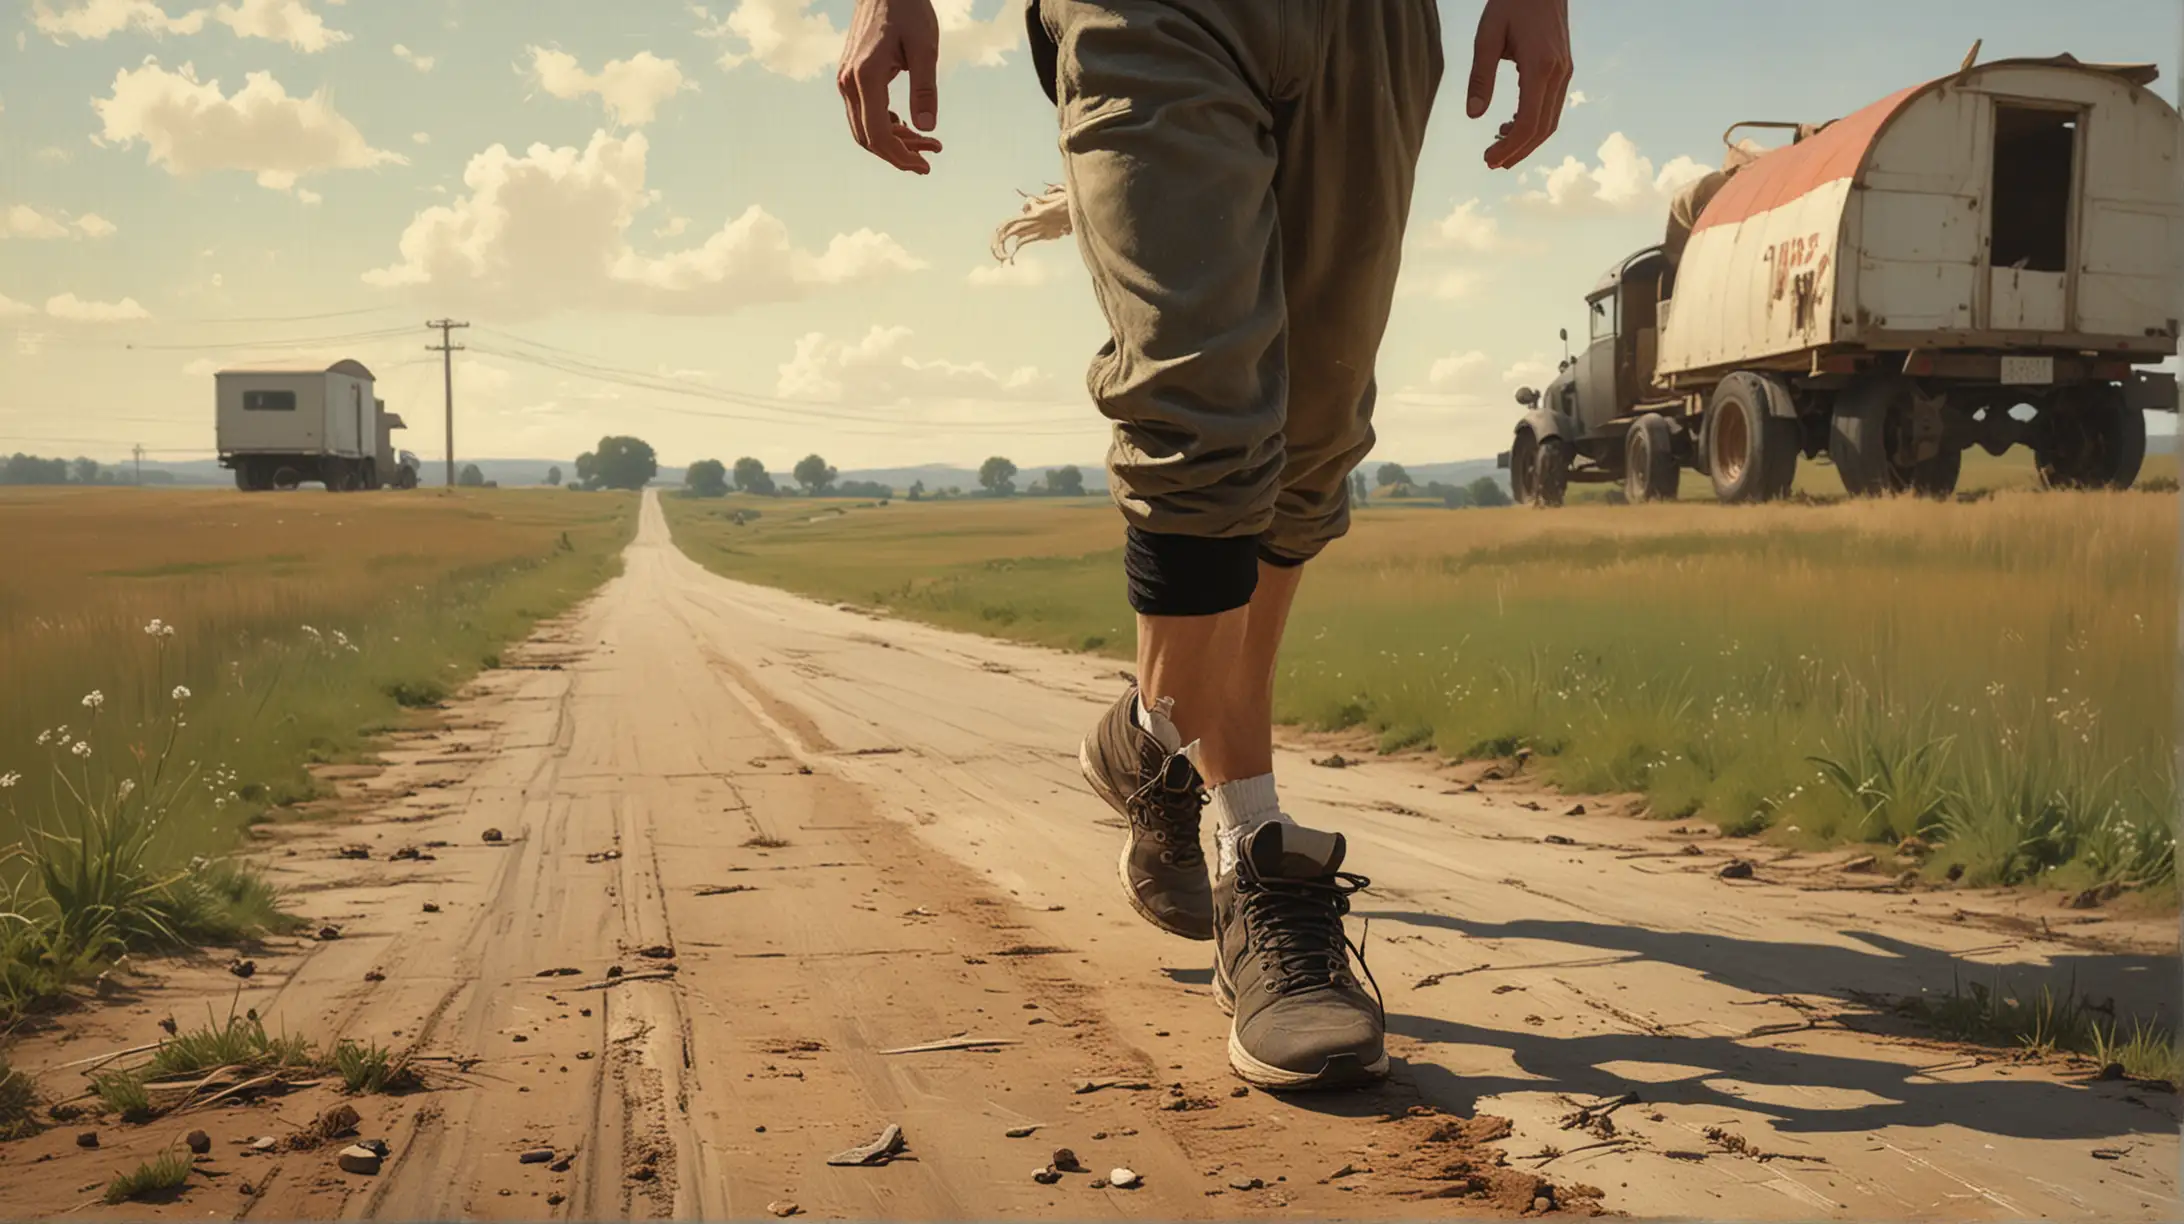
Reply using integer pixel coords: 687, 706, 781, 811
104, 1148, 194, 1204
92, 1070, 153, 1124
331, 1038, 418, 1094
0, 1056, 40, 1140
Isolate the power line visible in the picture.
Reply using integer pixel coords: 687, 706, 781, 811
162, 305, 413, 326
428, 319, 470, 489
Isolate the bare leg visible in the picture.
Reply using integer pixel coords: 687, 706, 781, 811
1138, 561, 1305, 786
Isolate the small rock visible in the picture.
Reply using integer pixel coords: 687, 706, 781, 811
1679, 844, 1704, 857
1051, 1148, 1080, 1172
75, 1132, 98, 1149
318, 1104, 361, 1138
1544, 835, 1575, 846
1033, 1167, 1062, 1185
422, 903, 441, 913
1005, 1125, 1039, 1138
1328, 1163, 1361, 1179
576, 1051, 594, 1060
797, 765, 814, 775
1229, 1177, 1263, 1191
1109, 1167, 1140, 1189
636, 944, 675, 960
629, 1164, 657, 1182
186, 1130, 212, 1154
251, 1136, 278, 1152
317, 924, 343, 941
547, 1193, 566, 1206
550, 1156, 573, 1173
605, 965, 624, 979
364, 969, 386, 982
229, 958, 257, 979
2092, 1147, 2130, 1161
512, 1034, 529, 1043
1564, 804, 1586, 816
536, 967, 582, 978
767, 1201, 800, 1217
520, 1148, 555, 1164
337, 844, 371, 860
238, 1182, 257, 1196
2098, 1062, 2128, 1081
1532, 1195, 1554, 1212
1718, 860, 1754, 880
392, 846, 421, 861
481, 828, 505, 843
338, 1144, 385, 1175
1842, 854, 1878, 873
580, 1008, 593, 1017
1945, 863, 1966, 881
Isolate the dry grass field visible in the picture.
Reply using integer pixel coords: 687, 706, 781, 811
0, 487, 637, 1018
664, 481, 2177, 893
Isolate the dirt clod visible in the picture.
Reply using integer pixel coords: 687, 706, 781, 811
1718, 860, 1754, 880
1564, 804, 1586, 816
520, 1148, 554, 1164
1052, 1148, 1080, 1171
767, 1201, 800, 1217
229, 958, 257, 978
186, 1129, 212, 1154
337, 844, 370, 860
1033, 1166, 1062, 1185
422, 902, 441, 913
1005, 1125, 1038, 1138
1532, 1195, 1553, 1213
317, 925, 343, 941
364, 969, 386, 982
75, 1132, 97, 1149
481, 828, 504, 843
317, 1104, 362, 1141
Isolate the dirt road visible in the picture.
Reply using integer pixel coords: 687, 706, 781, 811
9, 489, 2176, 1220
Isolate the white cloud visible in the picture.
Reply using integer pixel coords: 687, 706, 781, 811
696, 0, 1018, 81
36, 147, 75, 164
777, 324, 1044, 403
392, 43, 435, 72
1502, 353, 1556, 388
296, 187, 322, 205
92, 60, 406, 193
1396, 266, 1480, 302
0, 294, 35, 318
46, 293, 151, 322
411, 131, 431, 145
363, 130, 922, 318
1515, 132, 1709, 215
3, 205, 71, 240
966, 254, 1051, 288
1424, 197, 1499, 252
2, 206, 116, 240
527, 47, 689, 128
30, 0, 207, 41
1409, 350, 1555, 399
655, 215, 690, 238
212, 0, 346, 51
1425, 350, 1490, 392
1566, 89, 1589, 109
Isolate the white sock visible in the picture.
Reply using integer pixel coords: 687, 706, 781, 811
1134, 693, 1182, 754
1191, 768, 1289, 877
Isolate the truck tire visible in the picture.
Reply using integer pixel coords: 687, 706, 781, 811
363, 461, 382, 491
1532, 437, 1572, 508
271, 465, 304, 492
2037, 383, 2145, 490
1623, 415, 1681, 502
1706, 373, 1796, 504
1830, 378, 1959, 498
1509, 429, 1539, 505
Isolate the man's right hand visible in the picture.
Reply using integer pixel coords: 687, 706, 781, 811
1466, 0, 1573, 171
839, 0, 946, 174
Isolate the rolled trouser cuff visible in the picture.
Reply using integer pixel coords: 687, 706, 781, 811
1126, 527, 1260, 616
1256, 543, 1311, 569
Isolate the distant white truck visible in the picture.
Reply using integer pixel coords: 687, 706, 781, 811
216, 359, 418, 491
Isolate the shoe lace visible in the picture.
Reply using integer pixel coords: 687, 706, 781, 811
1128, 754, 1207, 871
1236, 865, 1384, 1021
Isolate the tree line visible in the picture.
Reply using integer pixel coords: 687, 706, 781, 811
677, 452, 1094, 502
1, 454, 172, 485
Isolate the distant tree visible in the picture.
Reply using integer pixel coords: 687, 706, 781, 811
733, 457, 777, 496
1426, 480, 1471, 509
72, 457, 100, 484
1467, 476, 1512, 508
837, 479, 893, 498
1046, 464, 1085, 496
1, 453, 68, 485
685, 458, 730, 498
582, 436, 657, 491
546, 465, 563, 487
574, 452, 597, 488
979, 456, 1019, 496
907, 479, 925, 502
1350, 471, 1369, 504
1376, 462, 1411, 489
793, 453, 837, 495
458, 463, 486, 487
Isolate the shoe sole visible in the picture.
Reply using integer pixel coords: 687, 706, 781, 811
1214, 955, 1390, 1091
1079, 736, 1213, 943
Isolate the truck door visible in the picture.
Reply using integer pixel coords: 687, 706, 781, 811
352, 386, 363, 457
1577, 290, 1620, 431
1986, 102, 2080, 332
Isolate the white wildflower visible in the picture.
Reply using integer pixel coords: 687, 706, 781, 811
172, 685, 191, 701
0, 772, 18, 788
330, 629, 351, 649
301, 625, 323, 639
71, 741, 92, 758
35, 730, 52, 746
117, 779, 136, 799
214, 798, 227, 810
143, 618, 175, 636
81, 690, 104, 710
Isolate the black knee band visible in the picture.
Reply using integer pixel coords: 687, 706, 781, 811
1125, 527, 1259, 616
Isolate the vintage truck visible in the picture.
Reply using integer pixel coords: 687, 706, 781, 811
1499, 53, 2180, 505
217, 359, 417, 491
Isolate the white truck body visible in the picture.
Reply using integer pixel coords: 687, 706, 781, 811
1657, 57, 2180, 381
215, 361, 377, 461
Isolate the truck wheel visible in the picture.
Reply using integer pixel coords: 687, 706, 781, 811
363, 461, 382, 491
1509, 429, 1539, 505
1623, 415, 1681, 502
1830, 377, 1958, 498
2037, 383, 2145, 490
1532, 437, 1572, 508
271, 465, 303, 491
1706, 374, 1796, 504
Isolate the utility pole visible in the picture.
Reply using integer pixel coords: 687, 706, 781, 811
132, 443, 143, 487
426, 319, 470, 488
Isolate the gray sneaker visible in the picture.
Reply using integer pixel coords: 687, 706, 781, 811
1213, 820, 1387, 1090
1078, 686, 1214, 941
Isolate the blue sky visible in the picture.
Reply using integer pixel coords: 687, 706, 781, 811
0, 0, 2176, 470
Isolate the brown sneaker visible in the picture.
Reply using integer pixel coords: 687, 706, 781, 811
1078, 686, 1214, 941
1213, 820, 1387, 1090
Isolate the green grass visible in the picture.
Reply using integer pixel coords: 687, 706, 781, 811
145, 1009, 315, 1080
662, 485, 2176, 890
0, 1055, 39, 1140
331, 1038, 416, 1094
92, 1069, 153, 1123
104, 1148, 194, 1204
0, 488, 639, 1022
1886, 970, 2183, 1086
